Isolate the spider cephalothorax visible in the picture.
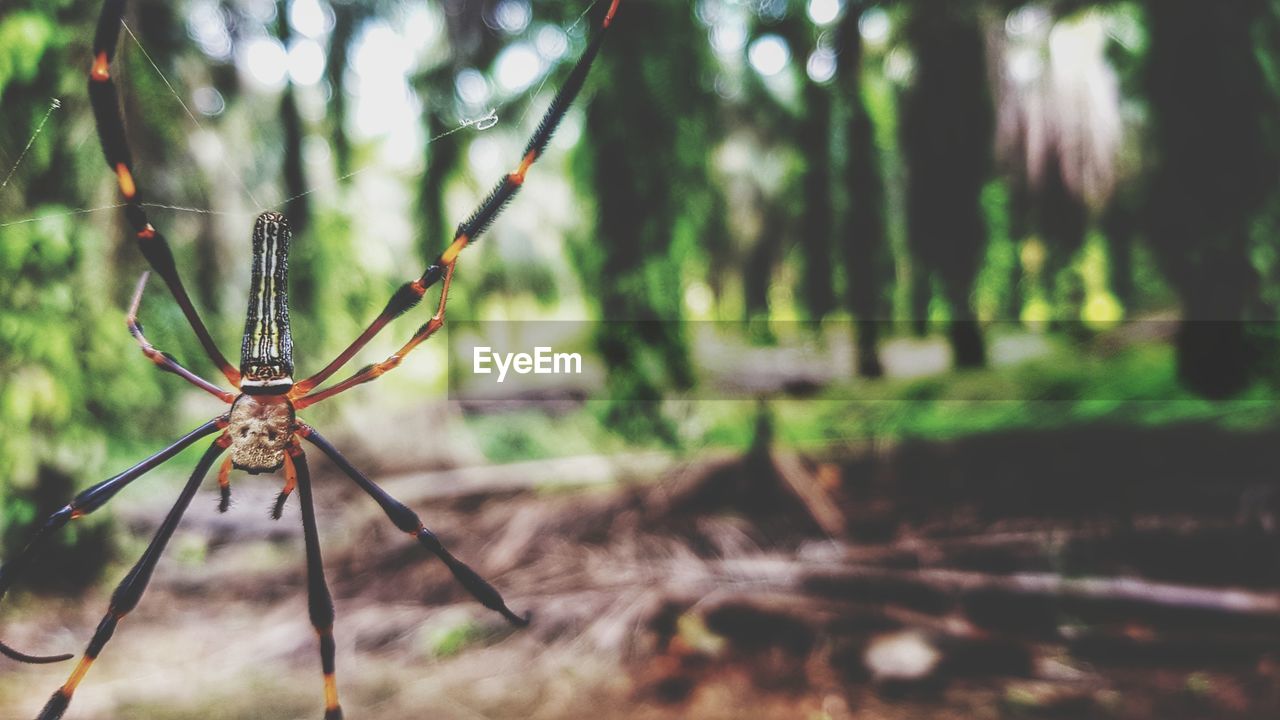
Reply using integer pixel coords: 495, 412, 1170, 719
0, 1, 620, 718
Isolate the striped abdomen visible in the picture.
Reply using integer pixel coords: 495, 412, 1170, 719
240, 212, 294, 391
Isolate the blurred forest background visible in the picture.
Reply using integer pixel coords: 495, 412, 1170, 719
3, 0, 1280, 718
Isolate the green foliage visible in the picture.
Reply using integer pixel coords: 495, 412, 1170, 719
0, 0, 177, 591
0, 12, 54, 90
0, 212, 164, 590
573, 0, 711, 443
289, 207, 370, 361
471, 240, 561, 308
464, 408, 622, 465
975, 181, 1016, 320
426, 619, 486, 658
766, 341, 1279, 448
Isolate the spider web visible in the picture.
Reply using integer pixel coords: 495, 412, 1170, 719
271, 0, 610, 211
120, 21, 267, 212
1, 0, 605, 236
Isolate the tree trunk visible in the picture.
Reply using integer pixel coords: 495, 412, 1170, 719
798, 70, 838, 325
582, 0, 707, 437
744, 193, 786, 343
1143, 0, 1276, 397
900, 3, 994, 366
839, 5, 888, 377
325, 0, 358, 179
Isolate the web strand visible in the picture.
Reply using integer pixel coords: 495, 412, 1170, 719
1, 98, 61, 191
275, 1, 596, 211
0, 203, 125, 229
518, 0, 602, 126
0, 202, 239, 229
273, 108, 502, 208
142, 202, 233, 216
122, 21, 266, 211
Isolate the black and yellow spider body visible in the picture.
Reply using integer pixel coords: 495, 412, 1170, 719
0, 1, 622, 718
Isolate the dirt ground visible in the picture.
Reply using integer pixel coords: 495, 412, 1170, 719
3, 414, 1280, 719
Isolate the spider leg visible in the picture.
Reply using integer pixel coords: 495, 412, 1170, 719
293, 263, 455, 409
288, 447, 344, 719
272, 450, 299, 520
36, 438, 227, 720
290, 0, 622, 400
90, 0, 240, 386
0, 641, 69, 665
0, 416, 227, 664
217, 457, 233, 512
128, 273, 236, 403
298, 425, 528, 626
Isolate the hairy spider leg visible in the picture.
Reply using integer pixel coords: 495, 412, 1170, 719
36, 439, 228, 720
299, 425, 528, 626
289, 448, 344, 720
0, 416, 228, 665
90, 0, 240, 386
217, 457, 233, 512
128, 273, 236, 402
290, 0, 622, 403
272, 443, 300, 520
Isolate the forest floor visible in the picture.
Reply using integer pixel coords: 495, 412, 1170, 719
3, 332, 1280, 719
3, 415, 1280, 719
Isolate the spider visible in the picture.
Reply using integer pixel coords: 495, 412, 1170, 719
0, 0, 621, 717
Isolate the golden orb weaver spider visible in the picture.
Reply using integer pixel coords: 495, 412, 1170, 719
0, 0, 621, 717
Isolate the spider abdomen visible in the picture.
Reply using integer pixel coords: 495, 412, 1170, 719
240, 212, 294, 392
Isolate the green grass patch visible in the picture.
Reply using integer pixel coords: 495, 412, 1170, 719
461, 338, 1280, 463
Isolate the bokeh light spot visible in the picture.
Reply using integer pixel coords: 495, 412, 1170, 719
748, 34, 790, 77
288, 39, 326, 86
456, 68, 491, 106
496, 43, 542, 94
243, 36, 288, 90
289, 0, 332, 38
807, 0, 841, 26
807, 48, 836, 83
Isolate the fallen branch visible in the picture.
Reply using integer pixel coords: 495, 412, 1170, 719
709, 557, 1280, 624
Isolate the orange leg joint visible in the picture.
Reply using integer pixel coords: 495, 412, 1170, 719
90, 52, 110, 81
115, 163, 137, 199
